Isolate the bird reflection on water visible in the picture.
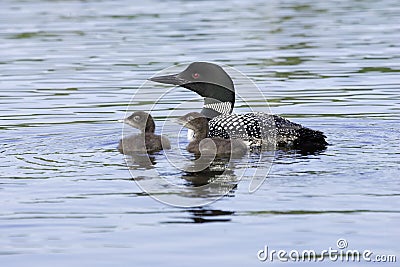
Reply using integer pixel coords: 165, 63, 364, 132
121, 148, 240, 200
162, 208, 235, 224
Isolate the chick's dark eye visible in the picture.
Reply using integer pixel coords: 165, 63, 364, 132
134, 116, 140, 121
192, 73, 200, 79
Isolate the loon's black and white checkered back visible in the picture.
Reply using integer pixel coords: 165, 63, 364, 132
208, 112, 326, 150
209, 113, 274, 146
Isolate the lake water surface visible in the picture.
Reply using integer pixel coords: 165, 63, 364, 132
1, 0, 399, 266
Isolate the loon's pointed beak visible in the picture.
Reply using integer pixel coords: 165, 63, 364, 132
149, 73, 188, 86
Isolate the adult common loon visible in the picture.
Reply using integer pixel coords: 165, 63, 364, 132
150, 62, 327, 152
177, 112, 248, 156
118, 111, 171, 153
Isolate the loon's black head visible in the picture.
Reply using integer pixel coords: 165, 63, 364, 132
150, 62, 235, 119
122, 111, 155, 133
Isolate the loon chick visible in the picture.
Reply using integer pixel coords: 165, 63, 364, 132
177, 112, 247, 156
150, 62, 328, 152
118, 111, 171, 153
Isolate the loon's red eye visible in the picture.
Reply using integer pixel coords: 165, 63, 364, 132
192, 73, 200, 79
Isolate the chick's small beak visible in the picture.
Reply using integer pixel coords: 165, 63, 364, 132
173, 117, 185, 125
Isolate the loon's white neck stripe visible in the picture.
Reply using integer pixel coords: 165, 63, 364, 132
204, 102, 231, 114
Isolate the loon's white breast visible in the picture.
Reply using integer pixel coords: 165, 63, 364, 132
187, 128, 195, 141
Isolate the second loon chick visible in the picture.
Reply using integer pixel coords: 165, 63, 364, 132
177, 112, 247, 156
118, 111, 171, 153
150, 62, 328, 152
